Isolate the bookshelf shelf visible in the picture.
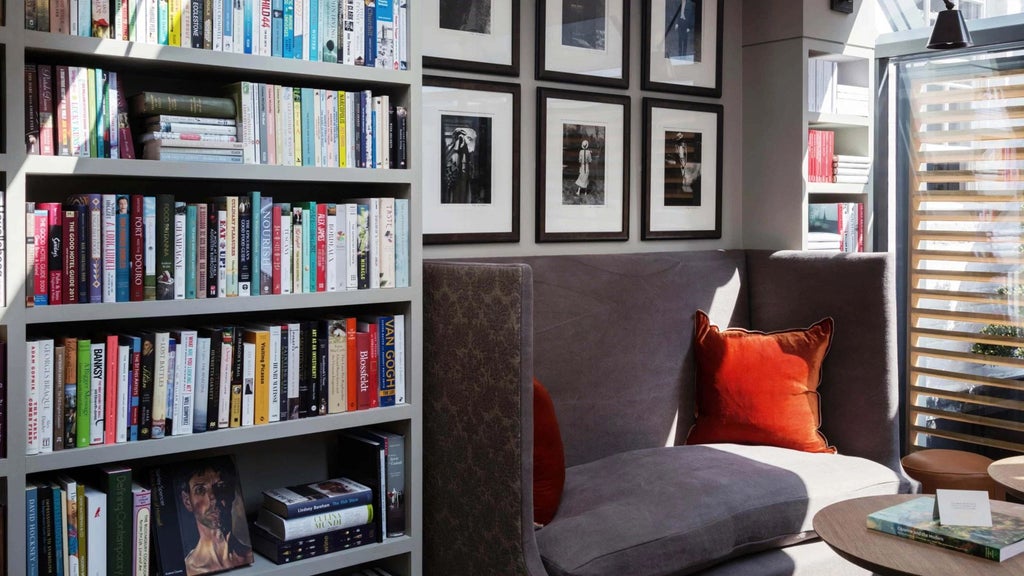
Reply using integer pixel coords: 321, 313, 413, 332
805, 112, 870, 128
25, 404, 415, 473
807, 182, 870, 195
23, 31, 417, 88
9, 0, 424, 573
24, 287, 415, 323
22, 155, 415, 183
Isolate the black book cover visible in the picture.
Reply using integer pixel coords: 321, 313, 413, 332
138, 332, 156, 440
199, 327, 223, 432
74, 204, 89, 303
150, 455, 253, 576
317, 319, 329, 416
297, 322, 313, 418
278, 324, 288, 421
190, 0, 204, 49
333, 431, 385, 542
250, 522, 375, 564
37, 483, 56, 576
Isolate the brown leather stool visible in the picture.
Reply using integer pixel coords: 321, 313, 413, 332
901, 449, 1005, 500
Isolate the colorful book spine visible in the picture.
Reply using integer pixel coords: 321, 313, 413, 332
115, 194, 130, 302
131, 483, 151, 576
130, 195, 145, 301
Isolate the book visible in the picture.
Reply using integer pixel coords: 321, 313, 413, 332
131, 483, 151, 576
867, 496, 1024, 562
82, 486, 107, 576
335, 430, 386, 541
150, 455, 254, 576
254, 503, 373, 541
249, 522, 375, 564
262, 477, 373, 519
96, 463, 133, 576
129, 92, 236, 119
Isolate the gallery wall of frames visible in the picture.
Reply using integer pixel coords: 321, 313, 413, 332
421, 0, 743, 256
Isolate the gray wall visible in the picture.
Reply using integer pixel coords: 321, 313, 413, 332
423, 0, 745, 260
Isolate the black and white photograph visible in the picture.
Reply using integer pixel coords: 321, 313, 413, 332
643, 98, 722, 240
664, 0, 701, 62
561, 0, 605, 49
663, 130, 702, 206
423, 77, 520, 244
424, 0, 519, 75
562, 123, 606, 205
440, 0, 492, 34
643, 0, 722, 96
538, 88, 629, 242
537, 0, 628, 87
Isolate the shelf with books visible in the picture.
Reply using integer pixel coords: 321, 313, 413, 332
245, 536, 413, 576
23, 155, 414, 182
24, 31, 416, 88
24, 288, 415, 323
25, 405, 414, 474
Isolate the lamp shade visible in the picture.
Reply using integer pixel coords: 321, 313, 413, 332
927, 8, 974, 49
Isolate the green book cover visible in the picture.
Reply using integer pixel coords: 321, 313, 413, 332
249, 190, 261, 296
868, 496, 1024, 562
76, 339, 91, 448
86, 68, 97, 159
185, 204, 198, 299
99, 464, 133, 576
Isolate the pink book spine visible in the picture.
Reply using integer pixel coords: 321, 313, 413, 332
33, 211, 49, 306
272, 205, 281, 294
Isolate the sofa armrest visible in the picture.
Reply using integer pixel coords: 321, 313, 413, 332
423, 261, 548, 576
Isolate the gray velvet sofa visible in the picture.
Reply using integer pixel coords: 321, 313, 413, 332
422, 250, 914, 576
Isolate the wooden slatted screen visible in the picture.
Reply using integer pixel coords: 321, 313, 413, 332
903, 47, 1024, 457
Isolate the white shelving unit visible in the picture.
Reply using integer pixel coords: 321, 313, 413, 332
2, 6, 423, 574
743, 37, 874, 250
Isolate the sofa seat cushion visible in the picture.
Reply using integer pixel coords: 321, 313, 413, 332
536, 443, 903, 576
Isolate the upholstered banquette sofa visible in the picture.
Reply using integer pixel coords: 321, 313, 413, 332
422, 250, 914, 576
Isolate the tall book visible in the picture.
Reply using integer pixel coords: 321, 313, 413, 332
155, 194, 176, 300
868, 496, 1024, 562
82, 486, 107, 576
95, 464, 133, 576
131, 483, 151, 576
334, 430, 386, 541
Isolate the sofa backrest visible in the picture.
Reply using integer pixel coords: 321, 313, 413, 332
486, 250, 751, 468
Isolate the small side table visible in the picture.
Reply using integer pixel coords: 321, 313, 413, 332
989, 456, 1024, 501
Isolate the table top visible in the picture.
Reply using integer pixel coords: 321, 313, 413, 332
990, 456, 1024, 499
812, 494, 1024, 576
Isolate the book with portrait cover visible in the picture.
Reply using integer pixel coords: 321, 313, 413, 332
150, 455, 254, 576
867, 496, 1024, 562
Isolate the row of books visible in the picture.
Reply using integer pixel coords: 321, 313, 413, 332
25, 314, 407, 455
808, 130, 871, 185
25, 64, 135, 158
807, 58, 870, 117
807, 202, 864, 253
832, 154, 871, 185
26, 193, 409, 307
254, 428, 405, 564
24, 0, 409, 70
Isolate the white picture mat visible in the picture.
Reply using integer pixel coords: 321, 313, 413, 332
648, 106, 717, 232
423, 0, 514, 66
648, 0, 718, 87
422, 86, 516, 235
543, 0, 625, 78
544, 97, 626, 234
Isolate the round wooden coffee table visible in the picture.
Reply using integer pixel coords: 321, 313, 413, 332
990, 456, 1024, 500
813, 494, 1024, 575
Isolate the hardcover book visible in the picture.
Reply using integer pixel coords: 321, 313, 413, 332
150, 455, 253, 576
867, 496, 1024, 562
261, 476, 372, 519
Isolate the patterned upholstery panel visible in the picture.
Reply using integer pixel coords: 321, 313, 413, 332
422, 261, 547, 576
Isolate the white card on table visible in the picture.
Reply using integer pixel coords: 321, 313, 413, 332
934, 488, 993, 527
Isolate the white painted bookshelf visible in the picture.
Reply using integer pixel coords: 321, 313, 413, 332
1, 3, 423, 573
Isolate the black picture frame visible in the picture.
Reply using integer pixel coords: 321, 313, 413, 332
536, 0, 630, 88
641, 0, 724, 97
422, 76, 521, 244
537, 87, 630, 242
422, 0, 521, 76
641, 97, 722, 240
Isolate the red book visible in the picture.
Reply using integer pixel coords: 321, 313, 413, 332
63, 208, 80, 304
345, 317, 358, 412
55, 65, 72, 156
32, 210, 49, 305
197, 203, 208, 299
315, 203, 327, 292
115, 81, 135, 160
366, 319, 379, 409
130, 194, 145, 301
105, 333, 119, 444
37, 65, 55, 156
39, 203, 63, 306
271, 205, 281, 295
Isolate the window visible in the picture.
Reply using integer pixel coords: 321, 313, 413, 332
899, 46, 1024, 457
879, 0, 1023, 33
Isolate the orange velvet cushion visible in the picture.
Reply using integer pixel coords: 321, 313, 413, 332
533, 378, 565, 526
686, 310, 837, 454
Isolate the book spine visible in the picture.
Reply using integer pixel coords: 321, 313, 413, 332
394, 198, 408, 287
115, 343, 129, 443
193, 336, 210, 432
89, 342, 104, 445
173, 202, 186, 300
258, 503, 373, 540
242, 341, 255, 426
26, 342, 41, 455
251, 523, 375, 564
315, 203, 327, 292
286, 322, 300, 418
197, 203, 209, 298
393, 314, 405, 404
149, 468, 184, 575
377, 316, 396, 406
26, 485, 40, 576
115, 194, 130, 301
26, 65, 40, 154
205, 332, 221, 430
238, 195, 252, 296
130, 195, 145, 301
104, 334, 118, 444
39, 203, 63, 307
101, 194, 117, 303
138, 334, 155, 440
61, 338, 78, 450
128, 337, 141, 441
131, 485, 151, 576
39, 341, 55, 454
101, 467, 132, 576
33, 210, 49, 306
185, 204, 198, 299
384, 432, 405, 536
281, 0, 293, 57
38, 65, 56, 156
107, 71, 119, 159
268, 325, 281, 422
75, 340, 90, 447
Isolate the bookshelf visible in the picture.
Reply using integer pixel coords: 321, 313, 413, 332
743, 37, 873, 251
2, 1, 423, 574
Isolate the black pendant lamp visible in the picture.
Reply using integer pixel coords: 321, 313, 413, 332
927, 0, 974, 49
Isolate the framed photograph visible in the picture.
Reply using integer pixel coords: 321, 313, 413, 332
537, 88, 630, 242
422, 76, 520, 244
423, 0, 520, 76
642, 98, 722, 240
642, 0, 723, 97
536, 0, 629, 88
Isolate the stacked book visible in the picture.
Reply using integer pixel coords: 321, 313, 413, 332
807, 203, 864, 253
835, 84, 870, 117
130, 92, 241, 163
807, 129, 834, 183
833, 154, 870, 184
807, 58, 869, 117
253, 476, 377, 564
